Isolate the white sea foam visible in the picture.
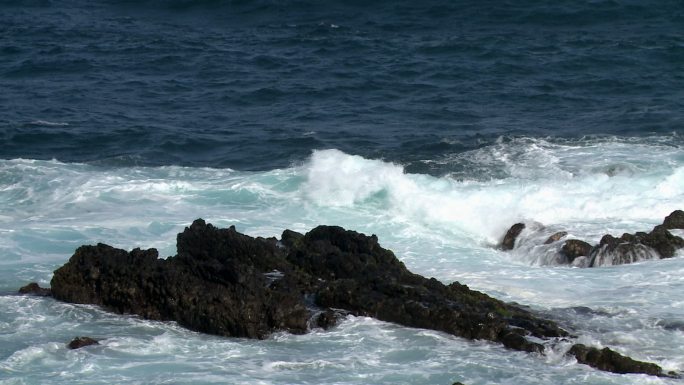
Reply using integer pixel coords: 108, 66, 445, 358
0, 137, 683, 384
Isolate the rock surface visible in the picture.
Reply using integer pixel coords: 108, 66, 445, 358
663, 210, 684, 229
18, 282, 51, 296
501, 210, 684, 267
501, 223, 525, 250
68, 336, 99, 349
568, 344, 673, 377
544, 231, 567, 244
49, 219, 670, 377
560, 240, 593, 263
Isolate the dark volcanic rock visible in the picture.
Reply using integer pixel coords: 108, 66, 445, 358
590, 225, 684, 266
49, 219, 669, 377
663, 210, 684, 229
568, 344, 668, 377
544, 231, 567, 244
501, 223, 525, 250
560, 240, 593, 263
18, 282, 51, 296
68, 336, 99, 349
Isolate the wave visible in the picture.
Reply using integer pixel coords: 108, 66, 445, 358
0, 135, 682, 269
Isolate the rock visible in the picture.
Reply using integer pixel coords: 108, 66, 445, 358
50, 219, 667, 377
68, 336, 99, 349
560, 240, 593, 263
568, 344, 668, 377
501, 223, 525, 250
589, 226, 684, 266
544, 231, 567, 244
663, 210, 684, 229
18, 282, 51, 296
639, 225, 684, 258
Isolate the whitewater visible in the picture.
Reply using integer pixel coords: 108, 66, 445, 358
1, 136, 683, 384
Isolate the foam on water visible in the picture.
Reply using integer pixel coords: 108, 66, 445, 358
1, 136, 683, 384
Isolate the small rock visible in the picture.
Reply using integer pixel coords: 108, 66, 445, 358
315, 309, 338, 329
18, 282, 51, 296
501, 223, 525, 250
663, 210, 684, 229
568, 344, 665, 377
561, 240, 593, 263
68, 337, 99, 350
544, 231, 568, 244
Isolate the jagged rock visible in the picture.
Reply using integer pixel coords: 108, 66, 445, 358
544, 231, 567, 244
590, 225, 684, 266
568, 344, 669, 377
663, 210, 684, 229
501, 210, 684, 267
18, 282, 51, 296
49, 219, 669, 377
501, 223, 525, 250
68, 336, 99, 349
560, 240, 593, 263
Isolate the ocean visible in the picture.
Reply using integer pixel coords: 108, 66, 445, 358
1, 0, 683, 384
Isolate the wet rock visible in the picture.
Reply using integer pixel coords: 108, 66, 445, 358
544, 231, 567, 244
560, 240, 593, 263
663, 210, 684, 229
68, 336, 99, 349
50, 219, 666, 377
568, 344, 667, 377
18, 282, 51, 296
589, 225, 684, 266
501, 223, 525, 250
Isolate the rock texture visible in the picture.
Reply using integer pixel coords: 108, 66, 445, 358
49, 219, 671, 377
501, 223, 525, 250
68, 336, 99, 349
18, 282, 51, 296
560, 239, 593, 263
502, 210, 684, 267
568, 344, 666, 377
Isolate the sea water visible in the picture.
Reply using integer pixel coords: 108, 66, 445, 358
1, 140, 683, 384
2, 0, 684, 383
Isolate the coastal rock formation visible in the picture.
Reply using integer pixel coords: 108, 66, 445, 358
501, 223, 525, 250
544, 231, 567, 244
68, 337, 99, 350
502, 210, 684, 267
48, 220, 671, 377
663, 210, 684, 229
560, 240, 592, 263
18, 282, 51, 296
568, 344, 665, 377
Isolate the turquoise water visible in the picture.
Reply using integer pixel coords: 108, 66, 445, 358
1, 138, 683, 384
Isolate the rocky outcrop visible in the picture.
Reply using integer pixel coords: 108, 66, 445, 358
560, 240, 592, 263
501, 223, 525, 250
48, 220, 671, 377
501, 210, 684, 267
568, 344, 673, 377
544, 231, 567, 244
68, 336, 99, 349
18, 282, 51, 296
663, 210, 684, 229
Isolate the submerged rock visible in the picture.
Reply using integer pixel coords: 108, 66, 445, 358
568, 344, 675, 378
501, 223, 525, 250
560, 240, 593, 263
18, 282, 51, 297
544, 231, 567, 244
48, 219, 669, 377
500, 210, 684, 267
68, 336, 99, 349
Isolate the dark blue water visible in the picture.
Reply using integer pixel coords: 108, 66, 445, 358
2, 0, 683, 173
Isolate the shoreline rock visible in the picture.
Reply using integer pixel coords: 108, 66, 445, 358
68, 336, 99, 350
18, 282, 52, 297
45, 219, 671, 377
501, 210, 684, 267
